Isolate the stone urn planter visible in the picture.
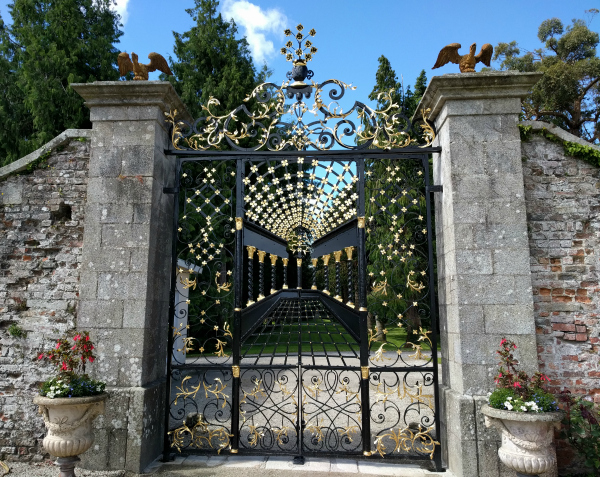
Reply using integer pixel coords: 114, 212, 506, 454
33, 393, 108, 477
481, 404, 563, 477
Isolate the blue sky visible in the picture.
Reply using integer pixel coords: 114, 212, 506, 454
0, 0, 596, 110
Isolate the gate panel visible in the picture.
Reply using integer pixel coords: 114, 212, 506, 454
162, 27, 442, 467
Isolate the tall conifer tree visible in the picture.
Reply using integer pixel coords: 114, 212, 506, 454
0, 0, 122, 166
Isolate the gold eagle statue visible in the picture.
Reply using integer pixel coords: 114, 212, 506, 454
432, 43, 493, 73
118, 52, 173, 81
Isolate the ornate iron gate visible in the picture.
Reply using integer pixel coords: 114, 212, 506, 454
162, 25, 443, 470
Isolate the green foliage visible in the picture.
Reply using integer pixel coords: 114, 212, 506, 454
489, 388, 558, 413
7, 323, 26, 338
519, 124, 600, 167
368, 56, 427, 120
492, 10, 600, 143
165, 0, 259, 119
0, 0, 123, 166
39, 375, 105, 399
559, 391, 600, 471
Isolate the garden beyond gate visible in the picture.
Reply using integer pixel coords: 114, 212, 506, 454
162, 25, 443, 470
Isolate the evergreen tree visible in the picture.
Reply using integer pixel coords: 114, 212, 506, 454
0, 0, 123, 166
492, 9, 600, 142
166, 0, 258, 118
364, 57, 431, 346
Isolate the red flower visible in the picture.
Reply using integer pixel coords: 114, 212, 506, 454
85, 336, 90, 341
61, 362, 68, 371
71, 345, 77, 350
513, 382, 522, 388
90, 345, 94, 350
74, 334, 81, 341
89, 357, 95, 363
513, 344, 517, 349
38, 353, 44, 360
55, 343, 60, 350
500, 338, 507, 346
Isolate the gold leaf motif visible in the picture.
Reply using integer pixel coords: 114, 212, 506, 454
374, 426, 439, 459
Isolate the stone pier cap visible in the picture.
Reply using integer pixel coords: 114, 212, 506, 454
415, 72, 543, 122
71, 80, 192, 123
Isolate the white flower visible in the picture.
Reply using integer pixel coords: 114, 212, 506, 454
507, 397, 513, 401
504, 402, 513, 410
520, 406, 527, 411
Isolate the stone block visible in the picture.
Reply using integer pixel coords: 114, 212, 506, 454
86, 177, 153, 205
484, 305, 535, 334
96, 272, 148, 300
83, 247, 131, 272
0, 181, 22, 205
78, 299, 124, 328
456, 275, 517, 305
455, 250, 493, 275
120, 145, 156, 177
493, 248, 532, 275
101, 223, 150, 248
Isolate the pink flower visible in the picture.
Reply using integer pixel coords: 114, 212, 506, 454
55, 343, 60, 350
73, 334, 81, 341
71, 345, 76, 351
513, 344, 517, 349
38, 353, 44, 360
500, 338, 507, 346
513, 382, 522, 388
61, 362, 68, 371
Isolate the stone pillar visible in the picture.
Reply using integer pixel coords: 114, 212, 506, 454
418, 72, 543, 477
71, 82, 189, 472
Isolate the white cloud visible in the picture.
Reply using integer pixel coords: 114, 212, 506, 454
112, 0, 130, 25
221, 0, 287, 64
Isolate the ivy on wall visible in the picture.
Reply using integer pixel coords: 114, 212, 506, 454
519, 125, 600, 168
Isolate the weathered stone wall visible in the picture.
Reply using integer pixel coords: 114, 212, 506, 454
0, 131, 91, 463
521, 122, 600, 404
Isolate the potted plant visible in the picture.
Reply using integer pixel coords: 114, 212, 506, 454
33, 331, 107, 477
481, 338, 563, 477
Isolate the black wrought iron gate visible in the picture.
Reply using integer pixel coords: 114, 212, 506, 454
162, 24, 443, 470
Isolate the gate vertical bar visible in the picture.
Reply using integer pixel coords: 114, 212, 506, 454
231, 157, 244, 454
162, 157, 181, 462
356, 157, 371, 456
423, 154, 443, 470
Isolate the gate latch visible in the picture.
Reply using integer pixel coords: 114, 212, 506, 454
426, 185, 443, 193
163, 187, 179, 194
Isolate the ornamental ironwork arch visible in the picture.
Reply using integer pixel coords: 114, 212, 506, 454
163, 24, 443, 471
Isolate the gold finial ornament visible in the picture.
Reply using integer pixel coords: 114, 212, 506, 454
345, 247, 354, 261
282, 258, 289, 266
432, 43, 493, 73
118, 52, 173, 80
311, 258, 318, 267
257, 250, 267, 263
281, 25, 317, 63
270, 254, 278, 266
247, 246, 256, 259
322, 254, 331, 266
333, 251, 342, 262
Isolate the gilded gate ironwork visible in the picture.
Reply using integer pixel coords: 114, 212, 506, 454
163, 25, 443, 470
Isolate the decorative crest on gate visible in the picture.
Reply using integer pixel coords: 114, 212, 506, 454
165, 26, 435, 152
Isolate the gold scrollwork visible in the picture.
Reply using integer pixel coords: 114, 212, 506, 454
407, 270, 425, 293
374, 425, 440, 459
169, 413, 233, 454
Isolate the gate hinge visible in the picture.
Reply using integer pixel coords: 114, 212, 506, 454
426, 185, 443, 193
163, 187, 179, 194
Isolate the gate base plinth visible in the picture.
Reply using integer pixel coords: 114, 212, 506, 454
293, 456, 305, 465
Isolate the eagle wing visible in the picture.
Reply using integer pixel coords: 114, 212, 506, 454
475, 43, 493, 67
433, 43, 462, 69
147, 52, 173, 76
117, 52, 133, 77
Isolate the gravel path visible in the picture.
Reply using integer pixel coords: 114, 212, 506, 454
1, 461, 127, 477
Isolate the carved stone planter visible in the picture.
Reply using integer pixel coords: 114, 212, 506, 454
481, 404, 563, 477
33, 393, 108, 477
